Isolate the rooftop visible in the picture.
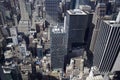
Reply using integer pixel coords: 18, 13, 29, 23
4, 50, 13, 59
86, 75, 103, 80
19, 20, 29, 25
52, 25, 66, 34
104, 20, 120, 27
37, 45, 43, 48
6, 43, 14, 48
79, 5, 91, 11
97, 3, 106, 7
67, 9, 86, 15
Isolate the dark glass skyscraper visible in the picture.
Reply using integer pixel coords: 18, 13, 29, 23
50, 25, 67, 69
45, 0, 61, 25
65, 9, 88, 51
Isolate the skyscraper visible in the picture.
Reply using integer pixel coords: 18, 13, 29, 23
70, 0, 89, 9
70, 0, 77, 9
45, 0, 61, 25
0, 12, 4, 26
0, 27, 4, 56
10, 0, 15, 8
0, 64, 6, 80
34, 0, 44, 18
90, 2, 106, 52
111, 52, 120, 72
50, 25, 67, 69
0, 4, 6, 26
65, 9, 88, 51
13, 14, 18, 26
93, 20, 120, 74
18, 0, 29, 20
18, 0, 30, 34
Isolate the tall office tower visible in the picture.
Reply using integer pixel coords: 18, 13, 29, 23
26, 1, 32, 19
45, 0, 61, 25
93, 20, 120, 74
0, 28, 4, 53
71, 0, 88, 9
0, 64, 6, 80
90, 3, 106, 52
13, 14, 18, 26
19, 43, 27, 57
34, 0, 44, 18
61, 0, 71, 13
10, 27, 18, 45
0, 5, 6, 26
71, 0, 91, 9
18, 0, 29, 20
18, 0, 30, 34
0, 12, 4, 26
116, 0, 120, 5
70, 0, 75, 9
65, 9, 88, 51
111, 52, 120, 72
37, 45, 43, 59
79, 5, 94, 49
10, 0, 15, 8
50, 25, 67, 69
